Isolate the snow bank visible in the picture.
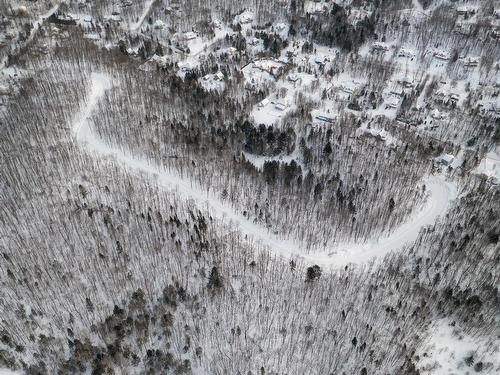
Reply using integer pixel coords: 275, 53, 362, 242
416, 319, 500, 374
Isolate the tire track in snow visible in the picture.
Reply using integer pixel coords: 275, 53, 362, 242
72, 73, 457, 268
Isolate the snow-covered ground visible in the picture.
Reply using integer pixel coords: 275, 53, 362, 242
199, 72, 225, 92
416, 319, 500, 374
356, 122, 401, 147
251, 71, 317, 126
73, 73, 458, 269
173, 25, 233, 78
474, 148, 500, 184
242, 59, 285, 89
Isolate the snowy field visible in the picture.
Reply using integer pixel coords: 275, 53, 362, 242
416, 320, 500, 374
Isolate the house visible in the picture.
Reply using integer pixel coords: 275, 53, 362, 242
248, 38, 260, 46
314, 55, 330, 65
398, 48, 415, 59
245, 81, 257, 92
13, 5, 29, 16
489, 102, 500, 114
274, 102, 288, 111
487, 176, 499, 185
306, 1, 327, 15
258, 98, 270, 108
454, 23, 470, 36
288, 74, 301, 83
215, 72, 224, 81
386, 96, 401, 109
389, 88, 404, 97
478, 102, 498, 115
184, 31, 197, 40
236, 11, 253, 24
457, 6, 475, 16
139, 55, 163, 72
179, 60, 195, 73
275, 23, 287, 32
433, 51, 450, 60
253, 59, 286, 78
463, 56, 479, 67
384, 87, 403, 109
48, 13, 77, 26
315, 115, 336, 124
396, 117, 416, 127
398, 77, 414, 89
84, 33, 101, 41
434, 90, 446, 105
104, 14, 121, 22
340, 83, 355, 95
240, 14, 253, 24
371, 42, 389, 53
449, 93, 460, 104
435, 154, 454, 166
0, 85, 11, 96
431, 109, 447, 120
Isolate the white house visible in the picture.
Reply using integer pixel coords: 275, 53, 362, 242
274, 102, 288, 111
184, 31, 197, 40
258, 98, 270, 108
433, 50, 450, 60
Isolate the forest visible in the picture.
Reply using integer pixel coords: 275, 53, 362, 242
0, 0, 498, 374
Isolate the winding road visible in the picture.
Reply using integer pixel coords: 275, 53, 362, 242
72, 73, 458, 268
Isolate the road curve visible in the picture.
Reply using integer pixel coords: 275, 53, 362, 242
72, 73, 458, 268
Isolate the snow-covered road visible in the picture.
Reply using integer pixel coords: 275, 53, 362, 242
302, 176, 457, 267
130, 0, 155, 32
72, 73, 458, 268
